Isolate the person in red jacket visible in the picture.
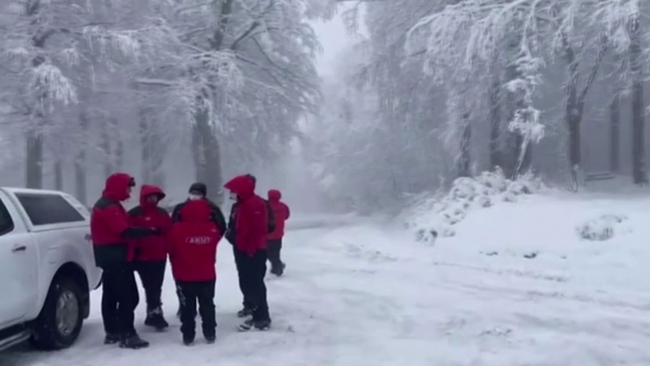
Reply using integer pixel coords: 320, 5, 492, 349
169, 199, 222, 345
266, 189, 290, 276
224, 174, 271, 331
127, 185, 172, 331
91, 173, 160, 349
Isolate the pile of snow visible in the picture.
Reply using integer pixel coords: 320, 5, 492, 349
403, 170, 542, 244
577, 214, 629, 241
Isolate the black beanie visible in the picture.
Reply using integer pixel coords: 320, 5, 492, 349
188, 182, 207, 197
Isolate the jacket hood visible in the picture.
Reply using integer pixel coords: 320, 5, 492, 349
179, 199, 211, 223
224, 175, 255, 200
103, 173, 134, 201
140, 185, 166, 208
268, 189, 282, 202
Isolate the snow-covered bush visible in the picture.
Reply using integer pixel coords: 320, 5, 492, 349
577, 214, 628, 241
403, 169, 543, 244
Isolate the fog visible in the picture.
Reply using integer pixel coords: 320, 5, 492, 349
1, 1, 649, 215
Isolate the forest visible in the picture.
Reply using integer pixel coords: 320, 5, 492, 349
0, 0, 648, 212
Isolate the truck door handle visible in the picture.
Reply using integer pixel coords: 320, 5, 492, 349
12, 245, 26, 253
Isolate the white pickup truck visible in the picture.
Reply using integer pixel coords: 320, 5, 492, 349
0, 187, 101, 351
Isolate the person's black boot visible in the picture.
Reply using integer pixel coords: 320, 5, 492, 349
270, 263, 286, 276
237, 318, 255, 332
104, 333, 120, 345
205, 334, 216, 344
254, 319, 271, 330
144, 307, 169, 330
183, 335, 195, 346
237, 307, 253, 318
119, 333, 150, 349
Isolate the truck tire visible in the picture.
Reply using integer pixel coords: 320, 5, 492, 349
29, 276, 84, 350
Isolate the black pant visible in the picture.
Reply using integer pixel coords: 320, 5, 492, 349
177, 280, 216, 340
134, 261, 166, 311
101, 263, 140, 336
267, 239, 283, 272
233, 246, 252, 309
240, 249, 270, 322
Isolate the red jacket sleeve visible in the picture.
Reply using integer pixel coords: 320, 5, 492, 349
283, 203, 290, 220
102, 205, 130, 237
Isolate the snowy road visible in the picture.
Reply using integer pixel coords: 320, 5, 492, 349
3, 205, 650, 365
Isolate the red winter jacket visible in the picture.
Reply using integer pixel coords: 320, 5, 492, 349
267, 189, 290, 240
91, 173, 133, 267
169, 200, 222, 282
224, 175, 268, 256
127, 185, 172, 262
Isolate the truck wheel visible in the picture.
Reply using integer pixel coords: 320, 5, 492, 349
30, 277, 84, 350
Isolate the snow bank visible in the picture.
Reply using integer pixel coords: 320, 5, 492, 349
403, 170, 542, 244
576, 214, 629, 241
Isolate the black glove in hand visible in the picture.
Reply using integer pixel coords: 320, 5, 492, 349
150, 227, 163, 236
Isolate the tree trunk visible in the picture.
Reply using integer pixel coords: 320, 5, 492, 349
193, 95, 224, 205
609, 91, 620, 174
629, 16, 647, 184
100, 117, 114, 178
75, 108, 89, 205
140, 107, 151, 184
191, 124, 204, 183
458, 112, 471, 177
503, 30, 523, 179
25, 128, 44, 188
53, 160, 63, 190
113, 118, 125, 171
558, 30, 583, 183
150, 124, 166, 188
140, 106, 166, 187
488, 72, 501, 171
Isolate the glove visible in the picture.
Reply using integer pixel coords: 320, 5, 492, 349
150, 227, 163, 236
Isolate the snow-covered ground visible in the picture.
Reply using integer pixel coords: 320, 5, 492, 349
3, 195, 650, 365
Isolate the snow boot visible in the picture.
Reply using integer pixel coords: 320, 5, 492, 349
254, 319, 271, 330
119, 334, 150, 349
183, 336, 194, 346
237, 319, 255, 332
205, 335, 216, 344
237, 307, 253, 318
237, 318, 271, 332
104, 333, 120, 345
271, 263, 286, 277
144, 307, 169, 330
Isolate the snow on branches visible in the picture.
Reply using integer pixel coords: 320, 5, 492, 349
405, 0, 548, 175
0, 0, 166, 114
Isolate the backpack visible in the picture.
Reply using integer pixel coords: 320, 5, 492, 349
265, 200, 276, 233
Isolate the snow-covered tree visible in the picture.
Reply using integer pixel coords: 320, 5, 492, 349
0, 0, 164, 189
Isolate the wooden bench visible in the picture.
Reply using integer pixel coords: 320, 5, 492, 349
584, 171, 615, 182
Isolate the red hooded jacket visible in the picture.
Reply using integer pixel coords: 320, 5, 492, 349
267, 189, 290, 240
91, 173, 132, 245
91, 173, 134, 267
224, 175, 268, 256
169, 200, 222, 282
127, 185, 172, 262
